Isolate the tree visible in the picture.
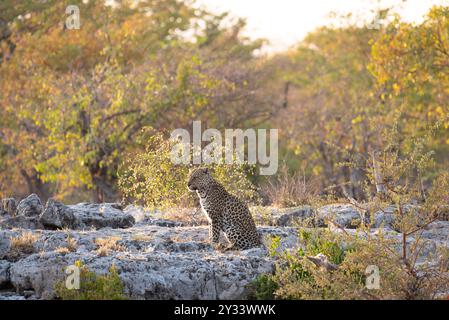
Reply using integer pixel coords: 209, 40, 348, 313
270, 26, 382, 199
0, 0, 275, 201
370, 5, 449, 180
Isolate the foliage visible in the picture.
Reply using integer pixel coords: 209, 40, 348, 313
0, 1, 448, 210
0, 0, 273, 202
250, 274, 279, 300
256, 226, 448, 300
55, 261, 128, 300
254, 122, 449, 300
118, 133, 261, 209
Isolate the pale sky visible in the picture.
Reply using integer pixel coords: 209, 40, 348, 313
196, 0, 449, 52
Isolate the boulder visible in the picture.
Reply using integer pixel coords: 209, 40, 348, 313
0, 215, 44, 230
276, 206, 314, 226
39, 199, 81, 230
317, 204, 363, 228
69, 203, 135, 229
16, 194, 43, 217
2, 198, 17, 216
2, 199, 135, 231
373, 204, 425, 231
373, 206, 396, 230
0, 260, 10, 288
420, 221, 449, 243
0, 232, 10, 259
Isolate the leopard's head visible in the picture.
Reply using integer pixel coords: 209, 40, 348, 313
187, 167, 214, 192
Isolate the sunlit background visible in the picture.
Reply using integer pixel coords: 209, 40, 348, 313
197, 0, 449, 51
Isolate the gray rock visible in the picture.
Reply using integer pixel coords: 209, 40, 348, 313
0, 232, 10, 259
2, 200, 448, 300
137, 218, 184, 228
125, 205, 159, 222
276, 206, 314, 226
9, 249, 273, 300
39, 199, 81, 230
373, 211, 396, 229
0, 215, 44, 230
420, 221, 449, 243
2, 198, 17, 216
317, 204, 363, 228
373, 204, 426, 230
16, 194, 43, 217
0, 260, 10, 288
1, 223, 299, 300
69, 203, 135, 229
0, 293, 26, 300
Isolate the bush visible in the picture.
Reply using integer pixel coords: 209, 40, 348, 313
55, 261, 128, 300
254, 124, 449, 300
118, 133, 260, 209
250, 274, 279, 300
256, 227, 449, 300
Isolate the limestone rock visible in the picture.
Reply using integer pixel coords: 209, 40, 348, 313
3, 225, 296, 300
276, 206, 314, 226
39, 199, 81, 230
68, 203, 135, 229
0, 260, 10, 288
317, 204, 363, 228
16, 194, 43, 217
0, 215, 44, 230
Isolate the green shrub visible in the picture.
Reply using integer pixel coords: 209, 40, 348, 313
55, 261, 128, 300
299, 229, 347, 265
118, 133, 260, 209
250, 274, 279, 300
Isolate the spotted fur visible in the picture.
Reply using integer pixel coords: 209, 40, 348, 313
187, 168, 262, 250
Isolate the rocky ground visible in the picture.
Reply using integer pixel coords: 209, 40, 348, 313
0, 194, 448, 300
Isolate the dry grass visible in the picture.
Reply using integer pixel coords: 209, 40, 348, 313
161, 208, 208, 226
262, 165, 320, 208
55, 235, 78, 254
95, 236, 125, 257
67, 235, 78, 252
131, 234, 154, 242
10, 231, 38, 254
7, 231, 39, 261
55, 247, 71, 254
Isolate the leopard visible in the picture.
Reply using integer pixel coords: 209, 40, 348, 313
187, 167, 262, 251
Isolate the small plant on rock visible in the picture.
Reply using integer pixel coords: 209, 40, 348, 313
55, 261, 128, 300
94, 236, 125, 257
7, 231, 39, 261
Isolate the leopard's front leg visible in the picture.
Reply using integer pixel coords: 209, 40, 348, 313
208, 221, 221, 245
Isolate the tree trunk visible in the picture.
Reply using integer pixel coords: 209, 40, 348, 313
20, 169, 52, 202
